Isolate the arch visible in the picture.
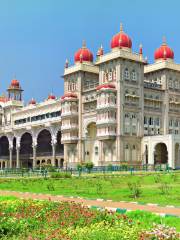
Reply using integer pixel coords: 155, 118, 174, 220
60, 158, 64, 168
56, 130, 64, 155
87, 122, 97, 140
145, 144, 148, 164
20, 132, 33, 168
37, 129, 52, 156
154, 142, 168, 164
0, 136, 9, 159
47, 159, 51, 164
55, 159, 58, 167
125, 144, 130, 162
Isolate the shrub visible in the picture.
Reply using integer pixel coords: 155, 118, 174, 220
159, 182, 171, 195
127, 181, 142, 198
107, 164, 113, 171
85, 162, 94, 173
77, 163, 83, 176
50, 172, 71, 179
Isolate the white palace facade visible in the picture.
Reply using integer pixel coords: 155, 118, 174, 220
0, 24, 180, 169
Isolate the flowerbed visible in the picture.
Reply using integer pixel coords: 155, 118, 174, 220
0, 199, 179, 240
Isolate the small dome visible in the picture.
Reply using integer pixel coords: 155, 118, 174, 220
74, 41, 93, 63
111, 24, 132, 49
96, 83, 116, 91
61, 92, 77, 100
154, 38, 174, 61
10, 79, 20, 88
29, 98, 36, 105
48, 94, 56, 100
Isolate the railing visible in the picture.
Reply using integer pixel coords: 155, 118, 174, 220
0, 163, 174, 178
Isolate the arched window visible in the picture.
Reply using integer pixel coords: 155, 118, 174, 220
131, 70, 137, 81
124, 68, 130, 80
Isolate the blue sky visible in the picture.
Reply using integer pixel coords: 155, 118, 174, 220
0, 0, 180, 102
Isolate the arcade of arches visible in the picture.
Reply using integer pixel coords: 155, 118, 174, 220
0, 129, 64, 169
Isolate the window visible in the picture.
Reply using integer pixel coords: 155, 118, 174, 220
168, 78, 173, 88
95, 146, 98, 155
108, 71, 112, 81
124, 68, 130, 80
131, 70, 137, 81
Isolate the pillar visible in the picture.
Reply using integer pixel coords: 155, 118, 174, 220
52, 143, 56, 167
16, 147, 20, 168
9, 148, 13, 168
33, 145, 37, 169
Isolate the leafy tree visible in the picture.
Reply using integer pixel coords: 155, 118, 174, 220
85, 162, 94, 173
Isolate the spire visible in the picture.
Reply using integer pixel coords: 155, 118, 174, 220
82, 40, 86, 48
139, 43, 143, 54
162, 36, 166, 45
65, 59, 69, 68
120, 23, 123, 32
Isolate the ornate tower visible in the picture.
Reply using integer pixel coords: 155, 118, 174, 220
7, 79, 23, 101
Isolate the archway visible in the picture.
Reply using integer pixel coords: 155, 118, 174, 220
175, 143, 180, 169
56, 131, 64, 155
12, 137, 17, 168
154, 143, 168, 164
85, 122, 97, 163
0, 136, 9, 167
145, 145, 148, 164
37, 129, 52, 158
20, 132, 33, 168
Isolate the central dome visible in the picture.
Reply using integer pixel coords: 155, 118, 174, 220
74, 41, 93, 63
111, 24, 132, 49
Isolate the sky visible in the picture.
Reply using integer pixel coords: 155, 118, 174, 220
0, 0, 180, 103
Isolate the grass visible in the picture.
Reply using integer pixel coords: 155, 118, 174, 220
0, 172, 179, 206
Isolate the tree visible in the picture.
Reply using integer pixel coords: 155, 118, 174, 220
85, 162, 94, 173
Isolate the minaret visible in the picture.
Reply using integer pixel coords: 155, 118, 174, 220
7, 79, 23, 101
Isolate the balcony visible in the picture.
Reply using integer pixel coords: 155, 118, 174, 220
61, 136, 78, 143
61, 111, 78, 118
96, 118, 116, 125
61, 124, 78, 131
97, 131, 116, 140
97, 103, 116, 109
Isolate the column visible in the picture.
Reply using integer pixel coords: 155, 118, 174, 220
9, 148, 13, 168
33, 145, 37, 169
52, 143, 56, 167
64, 144, 68, 168
16, 147, 20, 168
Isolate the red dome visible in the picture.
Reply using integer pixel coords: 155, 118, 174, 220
61, 92, 77, 100
29, 98, 36, 105
111, 24, 132, 49
74, 41, 93, 63
10, 79, 20, 88
48, 94, 56, 100
96, 84, 116, 91
154, 39, 174, 61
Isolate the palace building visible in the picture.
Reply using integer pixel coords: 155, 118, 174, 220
0, 24, 180, 169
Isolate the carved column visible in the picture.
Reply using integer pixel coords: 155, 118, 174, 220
16, 147, 20, 168
52, 143, 56, 167
33, 145, 37, 169
9, 147, 13, 168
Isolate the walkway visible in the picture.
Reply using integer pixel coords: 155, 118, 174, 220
0, 190, 180, 217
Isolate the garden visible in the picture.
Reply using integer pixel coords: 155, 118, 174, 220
0, 196, 179, 240
0, 171, 179, 206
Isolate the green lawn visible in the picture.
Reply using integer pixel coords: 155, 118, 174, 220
0, 172, 180, 206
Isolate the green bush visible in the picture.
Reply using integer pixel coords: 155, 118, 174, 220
50, 172, 71, 179
85, 162, 94, 173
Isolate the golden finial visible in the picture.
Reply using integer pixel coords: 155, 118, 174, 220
120, 23, 123, 32
162, 36, 166, 45
82, 40, 86, 48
